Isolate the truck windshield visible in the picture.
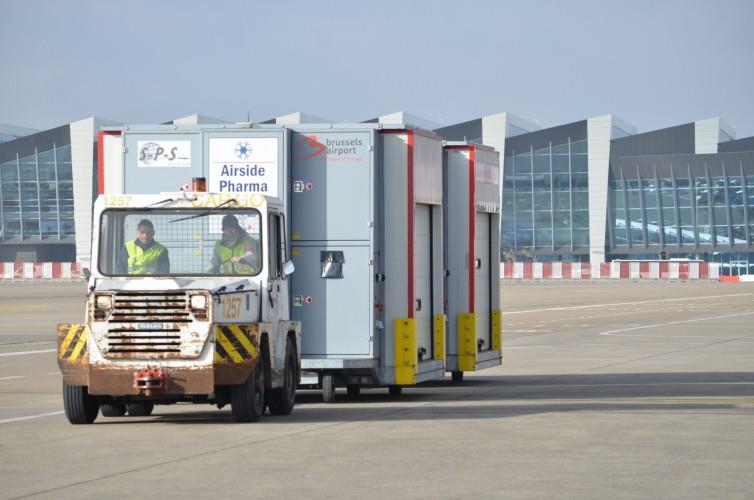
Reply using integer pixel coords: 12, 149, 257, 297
98, 209, 263, 277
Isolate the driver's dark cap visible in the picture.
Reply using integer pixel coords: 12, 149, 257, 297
221, 214, 240, 230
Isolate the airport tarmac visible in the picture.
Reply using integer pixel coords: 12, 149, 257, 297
1, 281, 753, 499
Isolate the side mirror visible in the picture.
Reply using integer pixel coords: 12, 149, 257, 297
81, 267, 91, 280
282, 260, 295, 278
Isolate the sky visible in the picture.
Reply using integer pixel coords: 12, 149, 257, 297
2, 0, 754, 137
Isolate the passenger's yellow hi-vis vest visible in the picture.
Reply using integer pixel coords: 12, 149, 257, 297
125, 240, 167, 275
214, 235, 257, 274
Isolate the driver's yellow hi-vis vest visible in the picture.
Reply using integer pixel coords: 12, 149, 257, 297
214, 235, 257, 274
125, 240, 167, 275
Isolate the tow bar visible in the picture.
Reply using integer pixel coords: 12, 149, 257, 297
134, 366, 167, 396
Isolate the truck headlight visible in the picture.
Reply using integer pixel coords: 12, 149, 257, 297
190, 294, 207, 310
95, 294, 113, 311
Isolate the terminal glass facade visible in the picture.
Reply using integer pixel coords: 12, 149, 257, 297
502, 137, 589, 260
607, 154, 754, 274
0, 144, 75, 240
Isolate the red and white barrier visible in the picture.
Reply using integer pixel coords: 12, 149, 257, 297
1, 262, 82, 281
500, 261, 724, 281
0, 260, 741, 282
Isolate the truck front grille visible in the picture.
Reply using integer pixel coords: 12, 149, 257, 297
104, 291, 195, 359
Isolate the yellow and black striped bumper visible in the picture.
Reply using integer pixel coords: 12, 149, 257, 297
213, 324, 259, 385
57, 324, 89, 385
214, 324, 258, 363
58, 324, 89, 362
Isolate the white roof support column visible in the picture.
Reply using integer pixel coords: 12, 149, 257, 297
70, 117, 96, 265
694, 117, 736, 154
587, 115, 613, 265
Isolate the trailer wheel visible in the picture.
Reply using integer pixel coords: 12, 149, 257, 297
63, 382, 99, 424
388, 385, 402, 396
451, 371, 464, 383
346, 385, 361, 398
231, 359, 265, 422
100, 401, 127, 417
322, 374, 336, 403
267, 338, 297, 415
126, 401, 154, 417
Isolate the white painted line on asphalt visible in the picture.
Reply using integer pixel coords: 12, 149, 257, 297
506, 330, 553, 333
598, 310, 754, 337
563, 343, 621, 347
0, 411, 64, 425
505, 293, 753, 315
0, 376, 25, 381
506, 345, 553, 349
0, 348, 56, 357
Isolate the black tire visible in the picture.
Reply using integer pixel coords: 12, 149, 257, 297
231, 359, 265, 422
126, 401, 155, 417
63, 382, 99, 424
267, 338, 297, 415
388, 385, 402, 396
100, 401, 127, 417
346, 385, 361, 398
451, 371, 464, 383
322, 374, 336, 404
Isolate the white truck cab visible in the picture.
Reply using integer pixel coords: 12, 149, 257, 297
58, 190, 301, 423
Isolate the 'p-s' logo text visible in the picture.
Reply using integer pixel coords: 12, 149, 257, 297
139, 142, 178, 164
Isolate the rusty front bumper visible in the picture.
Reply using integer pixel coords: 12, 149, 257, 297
57, 323, 259, 397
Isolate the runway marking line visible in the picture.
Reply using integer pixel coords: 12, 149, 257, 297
0, 348, 56, 357
0, 376, 25, 381
507, 311, 754, 349
0, 411, 64, 425
505, 293, 753, 315
598, 310, 754, 338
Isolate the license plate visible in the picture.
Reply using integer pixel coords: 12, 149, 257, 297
137, 322, 164, 330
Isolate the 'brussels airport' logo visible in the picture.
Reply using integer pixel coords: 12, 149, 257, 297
297, 135, 326, 160
297, 135, 364, 162
235, 141, 253, 160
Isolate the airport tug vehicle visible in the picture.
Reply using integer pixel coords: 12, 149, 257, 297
58, 188, 300, 423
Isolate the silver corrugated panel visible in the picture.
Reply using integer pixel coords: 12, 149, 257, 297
474, 147, 500, 213
414, 133, 443, 205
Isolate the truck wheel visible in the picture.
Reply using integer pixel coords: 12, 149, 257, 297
231, 360, 265, 422
267, 338, 297, 415
100, 401, 127, 417
322, 374, 336, 403
126, 401, 154, 417
346, 385, 361, 398
63, 382, 99, 424
388, 385, 402, 396
451, 371, 464, 383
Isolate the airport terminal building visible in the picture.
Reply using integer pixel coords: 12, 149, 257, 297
0, 118, 112, 262
437, 114, 754, 276
1, 112, 753, 275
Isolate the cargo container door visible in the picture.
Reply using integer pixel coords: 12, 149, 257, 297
292, 245, 372, 357
414, 204, 433, 359
475, 212, 491, 350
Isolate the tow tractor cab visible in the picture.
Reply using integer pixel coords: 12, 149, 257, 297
58, 190, 301, 424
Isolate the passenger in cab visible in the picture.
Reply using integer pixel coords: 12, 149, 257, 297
208, 214, 260, 274
116, 219, 170, 275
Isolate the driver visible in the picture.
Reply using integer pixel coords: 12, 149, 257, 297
116, 219, 170, 275
208, 214, 260, 274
